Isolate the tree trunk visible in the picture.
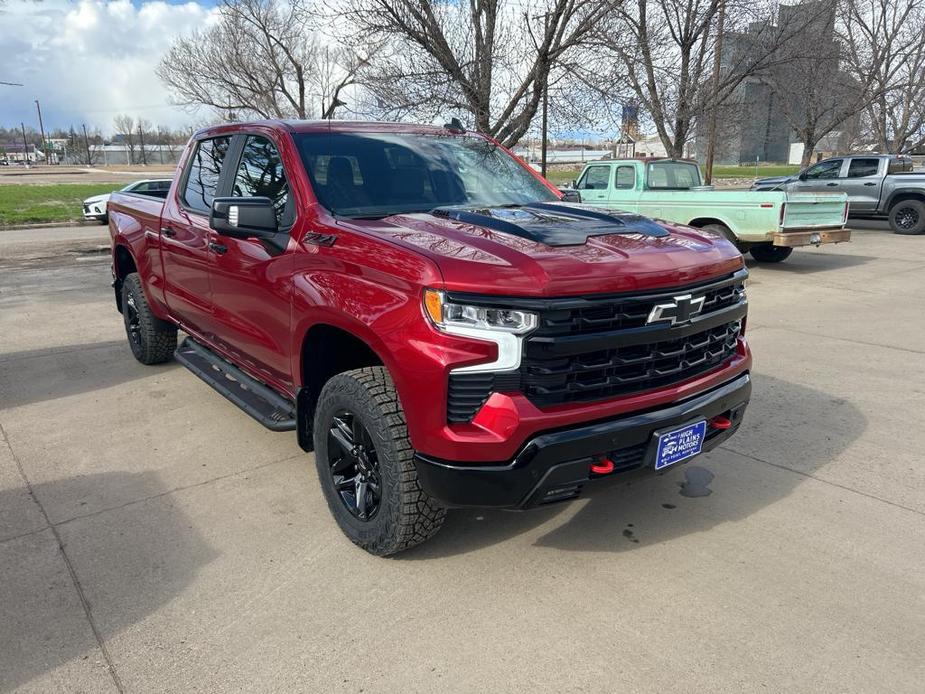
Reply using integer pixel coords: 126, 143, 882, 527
800, 139, 817, 167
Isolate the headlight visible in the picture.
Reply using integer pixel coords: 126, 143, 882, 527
423, 289, 537, 374
423, 289, 537, 335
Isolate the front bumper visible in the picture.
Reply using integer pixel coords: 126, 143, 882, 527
414, 372, 750, 509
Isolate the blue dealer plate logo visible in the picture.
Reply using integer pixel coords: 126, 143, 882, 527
655, 421, 707, 470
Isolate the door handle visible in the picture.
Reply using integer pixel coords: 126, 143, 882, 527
161, 226, 176, 237
826, 182, 838, 186
209, 241, 228, 254
864, 182, 876, 186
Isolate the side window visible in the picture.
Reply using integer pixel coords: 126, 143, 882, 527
231, 135, 291, 226
846, 158, 880, 178
887, 157, 913, 174
182, 136, 232, 214
615, 166, 635, 190
577, 166, 611, 190
805, 159, 842, 180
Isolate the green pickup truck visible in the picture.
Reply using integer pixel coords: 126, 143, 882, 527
569, 158, 851, 262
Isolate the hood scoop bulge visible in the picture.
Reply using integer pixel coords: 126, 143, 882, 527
430, 202, 669, 246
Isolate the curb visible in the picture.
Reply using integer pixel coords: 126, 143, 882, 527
0, 221, 97, 232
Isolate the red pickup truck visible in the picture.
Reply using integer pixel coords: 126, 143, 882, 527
108, 120, 752, 555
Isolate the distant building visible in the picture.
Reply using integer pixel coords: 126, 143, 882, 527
697, 0, 858, 165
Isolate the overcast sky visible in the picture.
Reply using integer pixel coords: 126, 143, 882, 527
0, 0, 218, 133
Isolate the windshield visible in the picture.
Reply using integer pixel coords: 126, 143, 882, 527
293, 132, 557, 218
645, 161, 702, 190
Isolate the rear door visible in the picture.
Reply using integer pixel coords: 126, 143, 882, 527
206, 132, 296, 392
576, 164, 612, 205
840, 157, 883, 213
607, 164, 639, 212
160, 135, 233, 336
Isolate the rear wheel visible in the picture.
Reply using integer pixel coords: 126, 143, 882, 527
121, 273, 177, 364
313, 367, 445, 556
750, 243, 793, 263
888, 199, 925, 235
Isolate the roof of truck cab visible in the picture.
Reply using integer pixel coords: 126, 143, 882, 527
192, 119, 472, 139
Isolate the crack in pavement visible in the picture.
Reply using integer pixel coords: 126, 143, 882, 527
719, 443, 925, 518
0, 420, 125, 693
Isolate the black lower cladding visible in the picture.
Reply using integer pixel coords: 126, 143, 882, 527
415, 372, 750, 509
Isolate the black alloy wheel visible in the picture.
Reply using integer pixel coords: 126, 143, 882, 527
327, 410, 382, 521
894, 205, 920, 231
124, 291, 142, 350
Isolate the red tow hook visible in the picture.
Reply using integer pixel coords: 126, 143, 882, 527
590, 458, 615, 475
709, 415, 733, 430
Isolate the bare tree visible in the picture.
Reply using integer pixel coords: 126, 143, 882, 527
113, 114, 136, 164
158, 0, 371, 121
590, 0, 831, 159
843, 0, 925, 153
340, 0, 619, 147
763, 0, 918, 166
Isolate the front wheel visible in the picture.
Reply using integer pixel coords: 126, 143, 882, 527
750, 244, 793, 263
313, 367, 445, 556
888, 200, 925, 235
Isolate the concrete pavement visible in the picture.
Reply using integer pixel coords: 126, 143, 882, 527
1, 225, 923, 692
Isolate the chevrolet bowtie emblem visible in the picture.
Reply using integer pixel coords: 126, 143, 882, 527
646, 294, 706, 326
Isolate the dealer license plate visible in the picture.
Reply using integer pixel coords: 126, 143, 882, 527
654, 421, 707, 471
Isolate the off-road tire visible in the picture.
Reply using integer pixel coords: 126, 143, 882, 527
313, 367, 445, 556
888, 199, 925, 235
121, 272, 177, 365
750, 243, 793, 263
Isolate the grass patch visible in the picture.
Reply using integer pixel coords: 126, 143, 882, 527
712, 165, 800, 179
0, 183, 119, 225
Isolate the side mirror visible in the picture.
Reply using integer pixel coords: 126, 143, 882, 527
798, 172, 808, 181
560, 189, 582, 203
210, 197, 278, 239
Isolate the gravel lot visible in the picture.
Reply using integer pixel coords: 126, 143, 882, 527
1, 222, 923, 693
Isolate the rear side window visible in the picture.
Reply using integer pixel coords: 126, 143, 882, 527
888, 157, 913, 174
578, 166, 611, 190
846, 158, 880, 178
231, 135, 292, 226
182, 136, 232, 213
646, 161, 701, 189
615, 166, 635, 190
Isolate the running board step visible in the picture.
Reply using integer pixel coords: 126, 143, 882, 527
174, 337, 296, 431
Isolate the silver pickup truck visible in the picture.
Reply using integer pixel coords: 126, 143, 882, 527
752, 154, 925, 235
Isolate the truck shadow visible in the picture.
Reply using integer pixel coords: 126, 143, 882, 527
0, 340, 177, 409
0, 471, 217, 692
745, 252, 875, 275
401, 372, 866, 559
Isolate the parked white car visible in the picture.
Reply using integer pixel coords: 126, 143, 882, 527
83, 179, 172, 223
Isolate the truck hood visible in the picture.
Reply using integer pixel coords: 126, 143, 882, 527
751, 175, 795, 189
83, 193, 112, 205
342, 202, 744, 296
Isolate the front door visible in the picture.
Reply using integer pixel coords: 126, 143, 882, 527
576, 165, 612, 206
207, 133, 296, 392
791, 158, 844, 195
160, 135, 233, 336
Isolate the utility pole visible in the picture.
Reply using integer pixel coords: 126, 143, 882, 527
541, 77, 549, 179
35, 99, 49, 165
82, 124, 92, 166
20, 122, 29, 166
138, 123, 147, 165
703, 0, 726, 185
